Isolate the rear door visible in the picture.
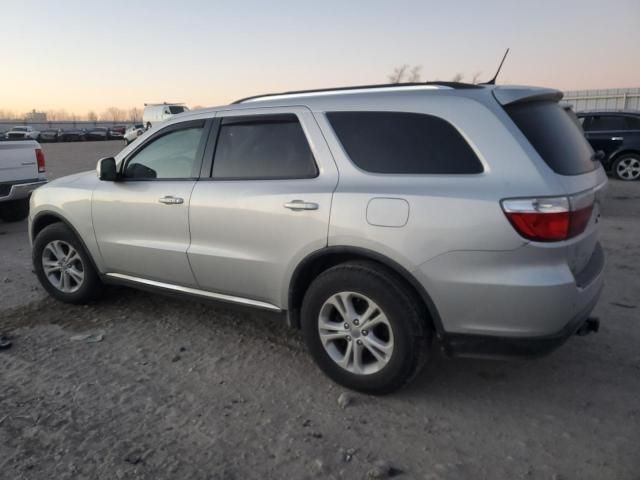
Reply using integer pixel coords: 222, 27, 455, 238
0, 141, 40, 183
583, 114, 629, 165
187, 107, 338, 308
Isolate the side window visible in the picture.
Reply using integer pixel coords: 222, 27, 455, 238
212, 114, 317, 179
588, 115, 628, 131
625, 116, 640, 130
124, 126, 204, 179
326, 111, 483, 174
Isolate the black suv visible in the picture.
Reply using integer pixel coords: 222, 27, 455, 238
578, 111, 640, 181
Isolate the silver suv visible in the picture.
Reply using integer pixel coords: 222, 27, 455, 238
29, 83, 606, 393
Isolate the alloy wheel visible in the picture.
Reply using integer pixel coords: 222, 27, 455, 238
42, 240, 85, 293
616, 157, 640, 180
318, 291, 394, 375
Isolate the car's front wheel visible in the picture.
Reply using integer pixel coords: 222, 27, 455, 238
612, 153, 640, 181
301, 261, 432, 394
33, 223, 103, 303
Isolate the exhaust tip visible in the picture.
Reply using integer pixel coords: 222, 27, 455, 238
576, 317, 600, 336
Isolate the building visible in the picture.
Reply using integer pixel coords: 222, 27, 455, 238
24, 109, 47, 122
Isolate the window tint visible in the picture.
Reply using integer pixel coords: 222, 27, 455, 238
326, 111, 483, 174
504, 101, 595, 175
124, 126, 203, 179
587, 115, 629, 131
212, 115, 317, 179
625, 116, 640, 130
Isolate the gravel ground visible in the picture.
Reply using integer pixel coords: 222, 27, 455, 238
1, 142, 639, 479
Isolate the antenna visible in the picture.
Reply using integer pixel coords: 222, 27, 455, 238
484, 48, 510, 85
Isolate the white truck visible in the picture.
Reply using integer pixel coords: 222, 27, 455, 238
142, 103, 188, 130
0, 141, 47, 222
5, 126, 40, 140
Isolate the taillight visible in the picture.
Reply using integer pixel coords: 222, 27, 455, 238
501, 194, 594, 242
36, 148, 45, 173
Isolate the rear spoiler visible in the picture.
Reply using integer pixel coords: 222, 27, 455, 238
493, 86, 563, 106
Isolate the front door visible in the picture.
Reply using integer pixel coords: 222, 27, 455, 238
188, 108, 338, 308
92, 119, 209, 286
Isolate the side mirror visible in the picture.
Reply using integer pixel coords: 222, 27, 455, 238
594, 150, 605, 162
97, 157, 118, 181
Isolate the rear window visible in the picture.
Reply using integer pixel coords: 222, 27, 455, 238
169, 106, 186, 114
326, 111, 483, 174
504, 101, 595, 175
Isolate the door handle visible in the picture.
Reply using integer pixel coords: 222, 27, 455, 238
159, 196, 184, 205
611, 136, 624, 141
283, 200, 319, 211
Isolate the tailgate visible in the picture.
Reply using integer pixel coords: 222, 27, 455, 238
0, 141, 40, 183
500, 93, 607, 279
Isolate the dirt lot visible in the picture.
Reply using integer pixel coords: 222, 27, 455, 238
1, 141, 639, 480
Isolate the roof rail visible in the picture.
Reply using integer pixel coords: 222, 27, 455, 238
232, 81, 482, 104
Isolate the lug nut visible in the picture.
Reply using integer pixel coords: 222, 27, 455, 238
353, 319, 360, 326
362, 330, 368, 336
356, 339, 363, 345
346, 336, 352, 342
344, 323, 350, 330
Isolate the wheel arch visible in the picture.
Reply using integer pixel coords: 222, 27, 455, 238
31, 211, 101, 274
287, 246, 444, 335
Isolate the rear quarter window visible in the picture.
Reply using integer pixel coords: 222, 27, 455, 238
326, 111, 483, 174
504, 101, 596, 175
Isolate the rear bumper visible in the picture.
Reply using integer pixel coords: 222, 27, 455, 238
441, 282, 603, 358
0, 179, 47, 202
413, 240, 606, 357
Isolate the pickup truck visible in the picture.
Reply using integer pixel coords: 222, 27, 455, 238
5, 126, 40, 140
0, 141, 47, 222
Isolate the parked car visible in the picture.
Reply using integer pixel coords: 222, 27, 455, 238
143, 103, 188, 130
123, 124, 145, 145
0, 140, 47, 222
577, 111, 640, 181
29, 83, 606, 393
5, 126, 40, 140
108, 125, 127, 140
59, 128, 87, 142
39, 128, 63, 143
85, 127, 109, 141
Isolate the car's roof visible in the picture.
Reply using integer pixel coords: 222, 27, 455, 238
177, 83, 561, 119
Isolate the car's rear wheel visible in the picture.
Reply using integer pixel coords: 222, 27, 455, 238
0, 198, 30, 222
33, 223, 103, 303
612, 153, 640, 181
301, 261, 431, 394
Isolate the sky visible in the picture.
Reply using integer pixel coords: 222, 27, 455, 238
1, 0, 639, 115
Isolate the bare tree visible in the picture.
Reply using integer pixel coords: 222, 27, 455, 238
87, 111, 98, 122
388, 64, 409, 83
471, 72, 482, 84
102, 107, 126, 122
451, 73, 464, 82
128, 107, 141, 123
407, 65, 422, 82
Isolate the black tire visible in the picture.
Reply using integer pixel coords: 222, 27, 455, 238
611, 153, 640, 181
301, 260, 432, 394
0, 198, 30, 222
33, 223, 103, 303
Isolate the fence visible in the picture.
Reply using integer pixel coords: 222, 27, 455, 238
562, 88, 640, 112
0, 120, 138, 132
